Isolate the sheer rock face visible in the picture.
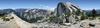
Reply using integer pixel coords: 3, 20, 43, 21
55, 2, 81, 16
55, 2, 82, 23
55, 2, 71, 16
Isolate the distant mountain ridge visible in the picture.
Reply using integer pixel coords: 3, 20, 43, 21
0, 8, 53, 23
15, 9, 53, 23
84, 9, 100, 16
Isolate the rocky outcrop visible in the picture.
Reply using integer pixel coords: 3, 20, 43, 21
54, 2, 83, 24
55, 2, 81, 16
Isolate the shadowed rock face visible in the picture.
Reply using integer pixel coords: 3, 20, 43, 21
56, 2, 71, 16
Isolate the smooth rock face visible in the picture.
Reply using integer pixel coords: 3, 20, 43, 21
55, 2, 82, 24
55, 2, 71, 16
55, 2, 81, 16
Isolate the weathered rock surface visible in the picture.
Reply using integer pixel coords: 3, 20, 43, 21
54, 2, 83, 24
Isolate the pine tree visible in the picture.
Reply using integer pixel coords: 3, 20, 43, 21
92, 9, 96, 19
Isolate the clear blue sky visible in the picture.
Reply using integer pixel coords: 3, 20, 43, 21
0, 0, 99, 10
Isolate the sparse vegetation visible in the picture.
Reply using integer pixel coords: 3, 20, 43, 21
48, 16, 59, 23
0, 16, 10, 21
80, 12, 88, 20
0, 15, 14, 21
27, 16, 44, 23
10, 17, 14, 19
75, 9, 81, 16
48, 15, 64, 24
